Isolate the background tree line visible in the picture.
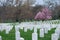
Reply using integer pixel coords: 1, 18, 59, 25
0, 0, 60, 22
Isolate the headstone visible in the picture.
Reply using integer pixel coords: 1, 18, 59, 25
32, 33, 38, 40
0, 36, 2, 40
1, 26, 4, 31
24, 27, 27, 32
52, 24, 57, 28
6, 26, 13, 34
51, 33, 59, 40
36, 25, 40, 29
5, 26, 9, 34
44, 24, 51, 34
19, 25, 24, 30
34, 27, 37, 33
44, 28, 48, 34
0, 26, 2, 31
55, 28, 60, 35
20, 37, 24, 40
15, 26, 19, 31
20, 27, 23, 30
29, 26, 33, 30
39, 28, 44, 37
15, 31, 21, 40
46, 24, 51, 31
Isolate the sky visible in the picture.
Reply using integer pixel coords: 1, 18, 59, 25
31, 0, 45, 7
31, 0, 60, 7
0, 0, 60, 7
35, 0, 44, 5
0, 0, 45, 5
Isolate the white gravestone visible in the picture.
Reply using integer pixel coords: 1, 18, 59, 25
32, 33, 38, 40
0, 26, 5, 31
55, 28, 60, 35
5, 26, 13, 34
44, 24, 49, 34
15, 26, 19, 32
52, 24, 57, 28
0, 36, 2, 40
45, 24, 51, 31
29, 25, 33, 30
19, 24, 24, 30
0, 26, 2, 31
51, 33, 59, 40
0, 24, 13, 34
44, 28, 48, 34
39, 28, 44, 37
24, 27, 28, 32
15, 31, 21, 40
34, 27, 37, 33
20, 37, 24, 40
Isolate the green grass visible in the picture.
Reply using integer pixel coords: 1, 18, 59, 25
0, 26, 60, 40
20, 28, 57, 40
0, 26, 15, 40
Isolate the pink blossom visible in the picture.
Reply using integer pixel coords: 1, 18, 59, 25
34, 7, 52, 20
34, 12, 46, 20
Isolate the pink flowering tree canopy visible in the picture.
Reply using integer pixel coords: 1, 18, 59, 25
34, 7, 52, 20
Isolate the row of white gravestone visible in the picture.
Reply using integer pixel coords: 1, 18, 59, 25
0, 23, 14, 40
0, 23, 24, 40
6, 21, 60, 40
19, 21, 59, 29
32, 28, 51, 40
15, 22, 58, 40
19, 22, 57, 33
0, 23, 13, 34
32, 27, 48, 40
19, 22, 60, 40
0, 21, 60, 40
32, 29, 45, 40
32, 26, 60, 40
0, 21, 57, 33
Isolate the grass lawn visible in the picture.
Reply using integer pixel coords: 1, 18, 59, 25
0, 26, 60, 40
20, 28, 57, 40
0, 27, 15, 40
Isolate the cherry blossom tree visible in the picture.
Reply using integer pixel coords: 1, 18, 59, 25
34, 7, 52, 20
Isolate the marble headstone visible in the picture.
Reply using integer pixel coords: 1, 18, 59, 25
32, 33, 38, 40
